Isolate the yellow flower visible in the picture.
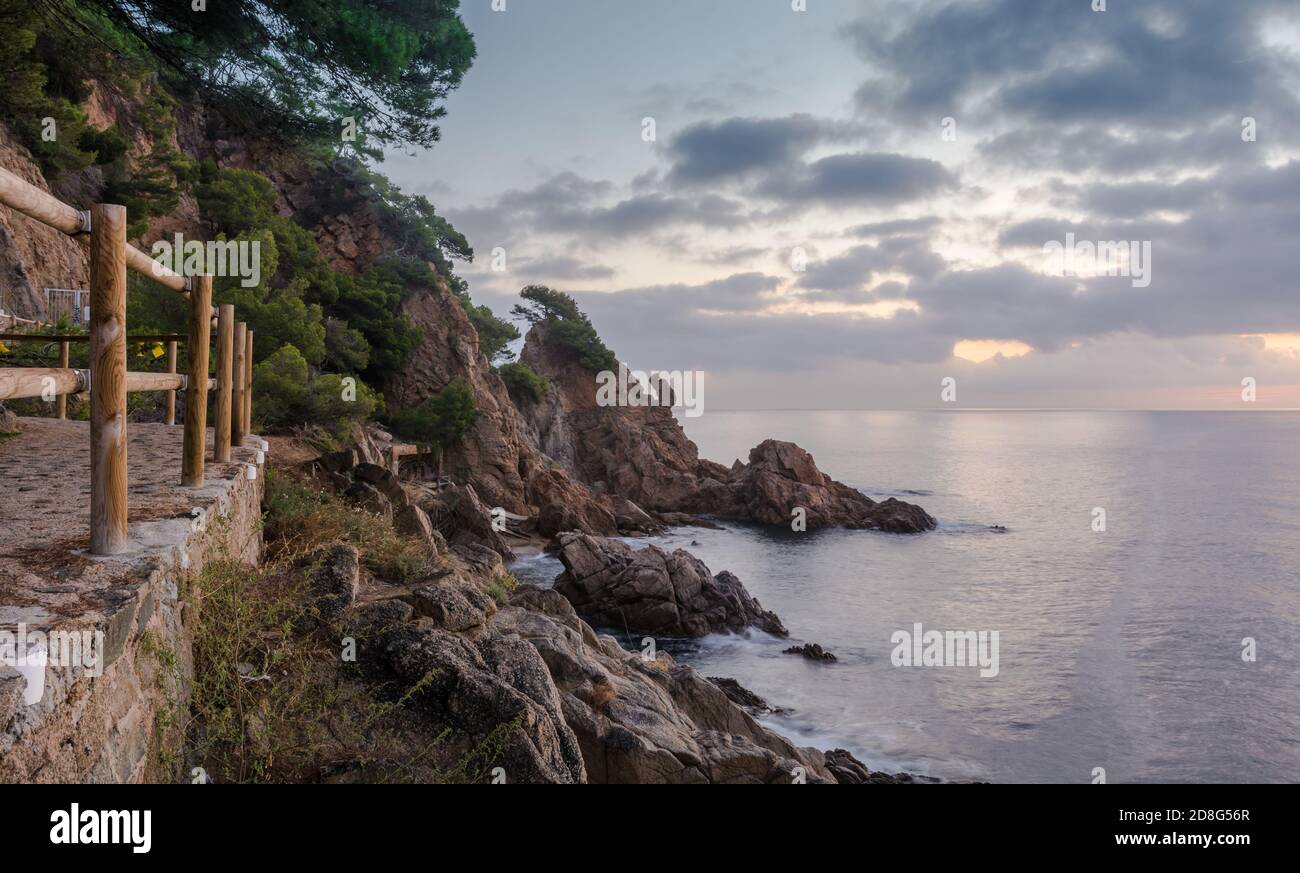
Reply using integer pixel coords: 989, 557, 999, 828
0, 340, 9, 354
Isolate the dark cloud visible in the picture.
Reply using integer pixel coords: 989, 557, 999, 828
847, 216, 943, 238
666, 114, 859, 184
797, 237, 947, 296
758, 152, 957, 206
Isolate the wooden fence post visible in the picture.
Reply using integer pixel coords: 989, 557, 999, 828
89, 203, 128, 555
56, 340, 69, 420
232, 321, 246, 443
182, 275, 212, 486
165, 340, 177, 425
244, 328, 254, 435
214, 304, 234, 462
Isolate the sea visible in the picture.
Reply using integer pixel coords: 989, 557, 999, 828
513, 410, 1300, 783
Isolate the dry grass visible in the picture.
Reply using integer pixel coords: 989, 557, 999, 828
176, 466, 516, 783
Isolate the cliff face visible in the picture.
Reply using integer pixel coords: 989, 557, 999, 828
518, 323, 937, 532
0, 125, 89, 318
383, 280, 540, 514
519, 322, 725, 511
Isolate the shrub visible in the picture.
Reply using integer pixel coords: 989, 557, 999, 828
252, 343, 381, 441
497, 361, 548, 405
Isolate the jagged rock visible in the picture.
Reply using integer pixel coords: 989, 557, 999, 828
354, 598, 415, 628
452, 543, 507, 583
344, 480, 393, 520
656, 511, 724, 530
394, 504, 445, 555
306, 544, 360, 621
553, 533, 788, 638
822, 749, 924, 784
375, 621, 585, 784
783, 642, 837, 662
700, 440, 936, 533
406, 580, 497, 632
526, 468, 619, 538
0, 404, 20, 435
708, 677, 774, 715
420, 483, 515, 561
519, 326, 935, 532
353, 462, 409, 509
491, 593, 832, 783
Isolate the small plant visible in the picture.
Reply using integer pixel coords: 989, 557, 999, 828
486, 571, 519, 606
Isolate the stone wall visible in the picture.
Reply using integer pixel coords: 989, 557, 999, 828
0, 423, 265, 783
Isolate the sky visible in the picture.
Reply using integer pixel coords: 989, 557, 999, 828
381, 0, 1300, 410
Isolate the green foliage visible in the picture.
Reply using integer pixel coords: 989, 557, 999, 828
301, 157, 472, 281
101, 91, 197, 237
512, 285, 618, 373
81, 0, 476, 149
386, 378, 475, 454
497, 361, 548, 405
324, 317, 370, 374
195, 165, 422, 383
253, 344, 381, 441
0, 0, 138, 176
511, 284, 585, 324
457, 290, 518, 364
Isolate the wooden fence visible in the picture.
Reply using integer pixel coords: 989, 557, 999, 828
0, 165, 255, 556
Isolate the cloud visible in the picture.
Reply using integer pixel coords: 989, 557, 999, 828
666, 114, 860, 184
757, 152, 958, 206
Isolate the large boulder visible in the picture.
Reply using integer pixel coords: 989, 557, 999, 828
418, 483, 516, 562
493, 589, 831, 783
525, 467, 620, 538
370, 619, 586, 784
553, 533, 787, 638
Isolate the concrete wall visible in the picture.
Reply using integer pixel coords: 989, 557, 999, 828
0, 431, 265, 783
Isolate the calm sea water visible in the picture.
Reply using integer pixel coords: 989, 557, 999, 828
515, 411, 1300, 783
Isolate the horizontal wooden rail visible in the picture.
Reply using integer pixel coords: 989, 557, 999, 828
0, 332, 188, 343
0, 166, 189, 295
0, 367, 211, 400
0, 168, 252, 554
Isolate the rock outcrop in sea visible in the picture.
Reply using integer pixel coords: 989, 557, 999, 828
553, 532, 788, 638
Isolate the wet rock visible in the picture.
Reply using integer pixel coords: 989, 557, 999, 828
707, 677, 776, 715
783, 642, 837, 662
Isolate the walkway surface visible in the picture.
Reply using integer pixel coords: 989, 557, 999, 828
0, 417, 261, 623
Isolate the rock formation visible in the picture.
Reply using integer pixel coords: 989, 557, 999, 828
518, 325, 935, 533
553, 532, 788, 638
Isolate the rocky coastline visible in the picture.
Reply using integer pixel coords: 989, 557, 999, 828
295, 314, 939, 783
